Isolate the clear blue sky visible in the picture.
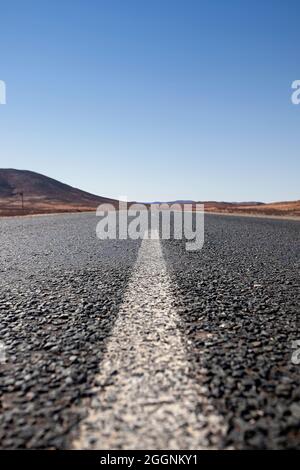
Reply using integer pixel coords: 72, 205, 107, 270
0, 0, 299, 202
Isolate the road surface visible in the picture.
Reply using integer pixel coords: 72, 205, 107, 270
0, 213, 299, 449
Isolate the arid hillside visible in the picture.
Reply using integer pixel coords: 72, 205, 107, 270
0, 169, 299, 218
0, 169, 118, 216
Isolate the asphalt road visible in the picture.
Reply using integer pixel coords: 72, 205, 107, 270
0, 213, 299, 449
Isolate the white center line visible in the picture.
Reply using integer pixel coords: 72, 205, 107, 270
73, 231, 226, 449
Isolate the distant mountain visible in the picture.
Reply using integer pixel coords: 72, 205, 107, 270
0, 169, 118, 215
139, 199, 300, 217
144, 200, 196, 204
139, 200, 264, 206
201, 200, 300, 217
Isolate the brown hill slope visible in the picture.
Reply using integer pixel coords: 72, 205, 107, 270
0, 169, 118, 215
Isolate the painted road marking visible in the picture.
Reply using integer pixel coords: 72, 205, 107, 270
73, 231, 226, 449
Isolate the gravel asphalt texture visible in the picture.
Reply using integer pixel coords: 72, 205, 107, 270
0, 212, 299, 449
73, 231, 226, 450
162, 215, 300, 449
0, 213, 141, 449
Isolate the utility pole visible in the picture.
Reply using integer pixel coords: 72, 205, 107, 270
20, 192, 24, 210
13, 191, 24, 210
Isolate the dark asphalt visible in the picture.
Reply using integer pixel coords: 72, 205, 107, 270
162, 214, 300, 449
0, 212, 299, 449
0, 213, 141, 449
